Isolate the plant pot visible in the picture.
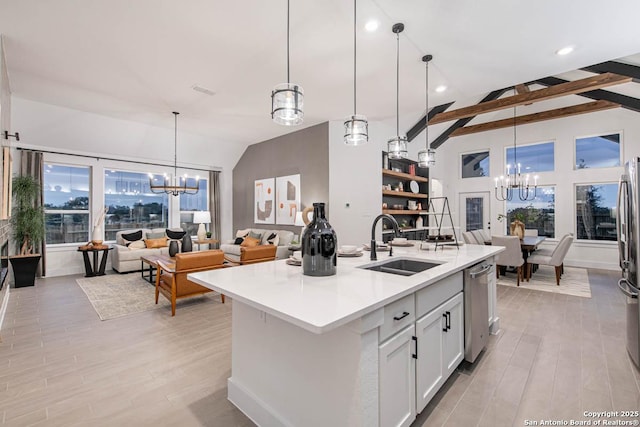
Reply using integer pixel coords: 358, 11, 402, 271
9, 254, 41, 287
510, 220, 525, 240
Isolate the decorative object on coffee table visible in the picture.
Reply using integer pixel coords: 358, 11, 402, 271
181, 234, 193, 252
169, 240, 179, 257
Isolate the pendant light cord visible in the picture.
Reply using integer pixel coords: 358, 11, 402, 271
287, 0, 290, 84
513, 88, 517, 169
425, 59, 429, 151
353, 0, 357, 115
396, 31, 400, 136
173, 112, 178, 180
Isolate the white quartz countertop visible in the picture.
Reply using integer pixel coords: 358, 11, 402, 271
188, 244, 504, 334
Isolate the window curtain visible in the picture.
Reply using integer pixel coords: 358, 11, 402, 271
19, 149, 45, 277
209, 171, 221, 246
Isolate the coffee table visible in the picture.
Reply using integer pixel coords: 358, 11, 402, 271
140, 254, 173, 284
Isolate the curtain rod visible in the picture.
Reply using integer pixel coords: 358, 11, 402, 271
15, 146, 218, 173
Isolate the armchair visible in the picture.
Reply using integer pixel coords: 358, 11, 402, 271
155, 250, 226, 316
224, 244, 277, 266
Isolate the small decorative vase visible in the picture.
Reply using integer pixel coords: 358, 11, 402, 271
416, 216, 423, 229
510, 220, 525, 240
169, 240, 179, 257
181, 235, 193, 252
301, 202, 337, 277
197, 223, 207, 241
91, 225, 103, 246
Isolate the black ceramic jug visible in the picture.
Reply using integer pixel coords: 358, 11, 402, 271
301, 203, 337, 276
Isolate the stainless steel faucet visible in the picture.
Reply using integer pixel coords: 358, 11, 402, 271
370, 214, 400, 261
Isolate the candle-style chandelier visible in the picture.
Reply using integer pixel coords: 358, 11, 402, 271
494, 90, 537, 201
149, 112, 199, 197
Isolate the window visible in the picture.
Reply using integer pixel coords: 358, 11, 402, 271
506, 186, 555, 238
576, 183, 618, 241
575, 133, 621, 169
43, 164, 90, 244
461, 151, 490, 178
104, 170, 168, 240
506, 141, 554, 174
179, 178, 208, 236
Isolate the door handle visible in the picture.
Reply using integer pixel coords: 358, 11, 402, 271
446, 311, 451, 330
442, 313, 448, 332
618, 279, 639, 299
412, 336, 418, 359
617, 178, 629, 270
393, 311, 410, 321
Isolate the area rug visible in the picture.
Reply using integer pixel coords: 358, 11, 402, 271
76, 273, 171, 320
497, 265, 591, 298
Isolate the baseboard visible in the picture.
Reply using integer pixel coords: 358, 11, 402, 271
564, 259, 618, 271
227, 377, 293, 427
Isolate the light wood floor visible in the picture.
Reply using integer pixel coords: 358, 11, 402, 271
0, 269, 638, 426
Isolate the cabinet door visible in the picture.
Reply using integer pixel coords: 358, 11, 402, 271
442, 292, 464, 377
379, 324, 416, 427
415, 305, 445, 414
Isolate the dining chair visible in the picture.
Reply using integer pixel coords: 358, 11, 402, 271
472, 229, 490, 245
524, 229, 539, 237
462, 231, 480, 244
526, 235, 573, 285
492, 236, 525, 286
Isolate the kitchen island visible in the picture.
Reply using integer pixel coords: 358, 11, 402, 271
189, 244, 503, 427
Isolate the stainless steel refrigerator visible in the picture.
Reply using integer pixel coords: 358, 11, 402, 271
617, 157, 640, 368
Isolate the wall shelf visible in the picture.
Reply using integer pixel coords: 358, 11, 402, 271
382, 209, 429, 215
382, 190, 429, 199
382, 169, 429, 182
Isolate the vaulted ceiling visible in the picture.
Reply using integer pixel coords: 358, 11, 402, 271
1, 0, 640, 150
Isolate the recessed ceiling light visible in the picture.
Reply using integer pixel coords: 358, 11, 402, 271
435, 85, 447, 93
364, 20, 379, 32
556, 46, 574, 56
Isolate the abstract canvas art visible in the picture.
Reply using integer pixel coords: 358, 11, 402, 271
275, 174, 300, 225
254, 178, 275, 224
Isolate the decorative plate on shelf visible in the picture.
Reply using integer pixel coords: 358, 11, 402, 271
409, 180, 419, 194
337, 250, 364, 257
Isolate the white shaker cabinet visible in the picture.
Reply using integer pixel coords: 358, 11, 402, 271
441, 293, 464, 378
379, 324, 416, 427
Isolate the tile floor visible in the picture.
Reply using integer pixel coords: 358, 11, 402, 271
0, 269, 638, 426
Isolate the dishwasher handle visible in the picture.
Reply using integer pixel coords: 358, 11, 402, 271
469, 263, 491, 279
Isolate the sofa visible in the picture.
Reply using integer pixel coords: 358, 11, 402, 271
111, 228, 185, 273
220, 228, 295, 263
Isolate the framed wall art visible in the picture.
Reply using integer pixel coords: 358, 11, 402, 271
275, 174, 300, 225
254, 177, 275, 224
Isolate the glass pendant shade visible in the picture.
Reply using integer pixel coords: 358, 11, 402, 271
271, 83, 304, 126
344, 114, 369, 145
387, 136, 408, 159
418, 148, 436, 168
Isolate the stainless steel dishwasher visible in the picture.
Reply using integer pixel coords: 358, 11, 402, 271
464, 261, 491, 363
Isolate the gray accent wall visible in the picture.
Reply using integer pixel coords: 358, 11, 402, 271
232, 122, 329, 236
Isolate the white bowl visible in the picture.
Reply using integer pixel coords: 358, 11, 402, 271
393, 237, 407, 243
340, 245, 358, 254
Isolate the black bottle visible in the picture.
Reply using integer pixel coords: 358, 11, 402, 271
302, 203, 337, 276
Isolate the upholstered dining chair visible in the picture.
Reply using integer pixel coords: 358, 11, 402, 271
524, 229, 539, 236
526, 235, 574, 285
472, 229, 490, 245
462, 231, 480, 244
492, 236, 525, 286
155, 250, 227, 316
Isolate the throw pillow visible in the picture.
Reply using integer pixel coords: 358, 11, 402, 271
266, 232, 279, 246
145, 237, 168, 249
240, 236, 261, 248
236, 228, 250, 238
249, 230, 263, 241
122, 230, 143, 242
146, 231, 166, 240
166, 229, 186, 240
128, 240, 146, 250
234, 237, 245, 245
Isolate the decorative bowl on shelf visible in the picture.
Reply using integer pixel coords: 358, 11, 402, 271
392, 204, 404, 210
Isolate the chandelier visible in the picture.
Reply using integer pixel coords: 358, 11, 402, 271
494, 91, 537, 201
387, 23, 408, 159
417, 54, 435, 168
149, 112, 199, 196
343, 0, 368, 145
271, 0, 304, 126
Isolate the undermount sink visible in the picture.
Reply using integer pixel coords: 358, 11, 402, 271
360, 258, 443, 276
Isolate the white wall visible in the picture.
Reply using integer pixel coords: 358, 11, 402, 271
328, 120, 396, 246
11, 97, 246, 276
428, 103, 638, 270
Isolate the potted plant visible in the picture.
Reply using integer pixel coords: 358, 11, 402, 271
9, 175, 45, 287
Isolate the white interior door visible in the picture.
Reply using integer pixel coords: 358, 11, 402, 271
459, 192, 491, 233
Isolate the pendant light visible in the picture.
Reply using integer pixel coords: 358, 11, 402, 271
271, 0, 304, 126
418, 55, 435, 168
343, 0, 368, 145
148, 112, 199, 196
494, 89, 538, 201
387, 23, 407, 159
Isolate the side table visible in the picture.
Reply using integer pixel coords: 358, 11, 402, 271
193, 238, 219, 251
77, 245, 112, 277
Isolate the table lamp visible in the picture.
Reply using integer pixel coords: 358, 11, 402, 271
294, 211, 305, 242
193, 211, 211, 241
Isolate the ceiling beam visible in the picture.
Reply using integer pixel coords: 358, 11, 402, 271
430, 88, 510, 150
449, 100, 620, 137
581, 61, 640, 83
406, 102, 454, 142
429, 72, 631, 125
536, 76, 640, 113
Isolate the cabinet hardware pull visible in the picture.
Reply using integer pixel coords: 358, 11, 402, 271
393, 311, 410, 321
442, 313, 448, 332
446, 311, 451, 330
412, 336, 418, 359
